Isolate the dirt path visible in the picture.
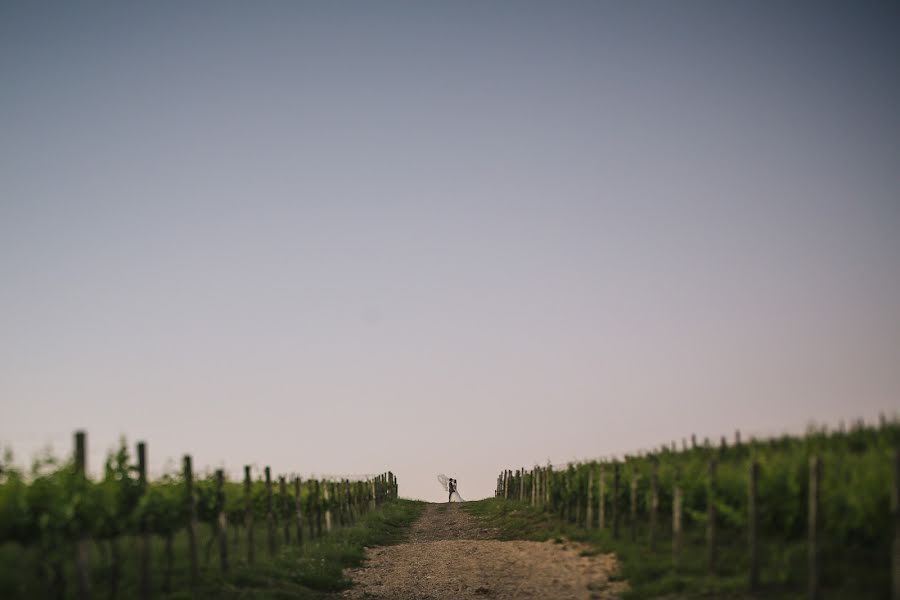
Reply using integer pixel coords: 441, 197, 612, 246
341, 503, 627, 600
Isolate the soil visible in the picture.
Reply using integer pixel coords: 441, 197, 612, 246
341, 503, 628, 600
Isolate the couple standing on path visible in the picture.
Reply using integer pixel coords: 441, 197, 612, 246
437, 474, 464, 502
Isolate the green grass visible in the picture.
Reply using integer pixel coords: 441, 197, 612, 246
463, 498, 881, 600
0, 499, 425, 599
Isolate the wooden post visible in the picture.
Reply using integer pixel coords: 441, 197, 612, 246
630, 475, 638, 542
691, 434, 697, 449
707, 459, 717, 575
280, 477, 290, 545
587, 467, 594, 529
519, 467, 525, 501
184, 456, 199, 588
598, 466, 606, 530
74, 431, 91, 600
314, 480, 323, 537
673, 471, 683, 571
266, 467, 276, 557
649, 461, 658, 551
137, 442, 150, 600
612, 462, 620, 539
546, 467, 552, 507
808, 456, 822, 600
749, 461, 760, 592
892, 449, 899, 600
215, 470, 229, 573
244, 466, 255, 564
324, 482, 333, 532
294, 477, 304, 546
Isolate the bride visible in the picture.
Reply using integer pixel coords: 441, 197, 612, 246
437, 474, 464, 502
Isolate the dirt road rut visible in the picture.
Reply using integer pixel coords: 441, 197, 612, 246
341, 503, 626, 600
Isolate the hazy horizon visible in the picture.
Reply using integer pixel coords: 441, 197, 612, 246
2, 1, 899, 502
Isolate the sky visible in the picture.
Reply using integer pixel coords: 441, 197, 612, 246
1, 1, 899, 501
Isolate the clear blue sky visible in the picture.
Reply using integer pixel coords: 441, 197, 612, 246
2, 1, 899, 501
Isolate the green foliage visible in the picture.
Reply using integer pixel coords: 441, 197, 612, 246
0, 437, 397, 599
493, 419, 899, 599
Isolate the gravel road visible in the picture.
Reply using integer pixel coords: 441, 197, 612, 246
341, 503, 627, 600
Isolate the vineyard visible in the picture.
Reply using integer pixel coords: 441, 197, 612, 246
493, 418, 900, 599
0, 431, 400, 599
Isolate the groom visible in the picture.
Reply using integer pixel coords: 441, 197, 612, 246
448, 478, 456, 503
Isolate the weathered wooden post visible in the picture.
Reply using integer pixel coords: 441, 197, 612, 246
649, 460, 659, 551
324, 482, 333, 532
137, 442, 150, 600
808, 456, 822, 600
630, 474, 638, 542
598, 465, 606, 529
749, 461, 760, 592
531, 468, 536, 506
587, 467, 594, 529
691, 434, 697, 449
519, 467, 525, 501
294, 477, 303, 546
244, 466, 255, 564
673, 469, 683, 570
707, 459, 717, 575
184, 456, 199, 588
315, 480, 323, 537
892, 448, 899, 600
279, 477, 290, 544
74, 431, 91, 600
215, 469, 229, 573
612, 462, 620, 539
546, 466, 553, 507
266, 467, 276, 557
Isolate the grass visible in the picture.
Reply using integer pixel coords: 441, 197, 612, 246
462, 498, 882, 600
0, 499, 425, 599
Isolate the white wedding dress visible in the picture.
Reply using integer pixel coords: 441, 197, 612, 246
437, 474, 465, 502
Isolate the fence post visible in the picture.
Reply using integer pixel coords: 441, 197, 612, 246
546, 466, 553, 508
315, 480, 323, 537
612, 462, 620, 539
74, 431, 91, 600
649, 460, 658, 551
324, 482, 333, 532
530, 468, 535, 506
266, 467, 276, 557
808, 456, 822, 600
244, 466, 255, 564
673, 469, 683, 571
519, 468, 525, 500
707, 459, 717, 575
294, 477, 303, 546
587, 466, 594, 529
137, 441, 150, 600
279, 477, 290, 545
598, 465, 606, 530
892, 448, 899, 600
749, 460, 760, 592
215, 469, 229, 573
630, 474, 638, 542
184, 456, 199, 589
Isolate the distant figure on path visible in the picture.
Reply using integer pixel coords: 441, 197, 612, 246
436, 474, 465, 502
